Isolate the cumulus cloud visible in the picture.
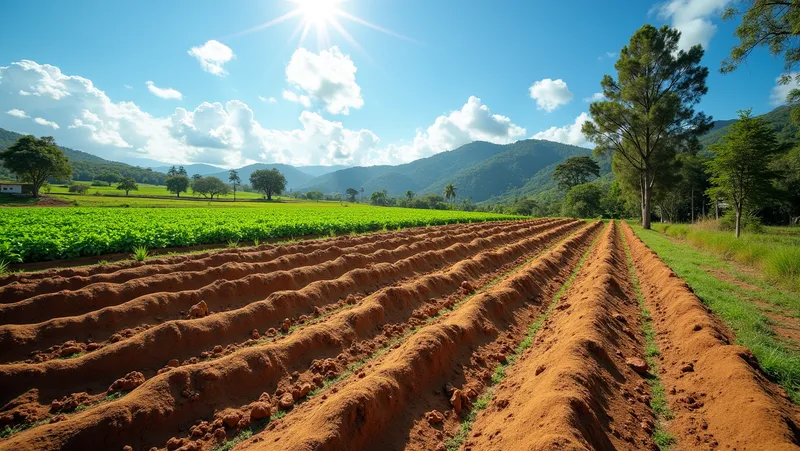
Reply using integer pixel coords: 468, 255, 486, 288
146, 81, 182, 100
529, 78, 573, 112
285, 46, 363, 115
7, 109, 29, 118
584, 92, 605, 102
770, 73, 800, 106
188, 40, 235, 76
533, 112, 592, 148
386, 96, 526, 162
33, 117, 59, 129
282, 90, 312, 107
0, 60, 526, 167
657, 0, 731, 51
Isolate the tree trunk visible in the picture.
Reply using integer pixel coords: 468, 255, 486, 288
691, 187, 695, 224
715, 198, 719, 220
735, 208, 742, 239
267, 192, 272, 201
641, 183, 652, 229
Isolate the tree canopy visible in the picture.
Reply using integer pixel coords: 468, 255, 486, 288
229, 169, 241, 201
345, 187, 359, 202
96, 170, 122, 186
0, 135, 72, 197
552, 156, 601, 191
250, 168, 287, 200
165, 175, 190, 197
707, 109, 783, 237
116, 177, 138, 196
192, 176, 230, 199
583, 24, 712, 229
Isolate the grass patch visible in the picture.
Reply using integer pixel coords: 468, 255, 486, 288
632, 224, 800, 404
652, 222, 800, 291
444, 224, 603, 451
132, 245, 149, 262
213, 418, 271, 451
0, 419, 49, 439
621, 232, 676, 449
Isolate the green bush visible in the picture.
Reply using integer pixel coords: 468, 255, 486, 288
68, 184, 89, 194
720, 210, 763, 233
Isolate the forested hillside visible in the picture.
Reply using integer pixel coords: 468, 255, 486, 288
0, 128, 168, 184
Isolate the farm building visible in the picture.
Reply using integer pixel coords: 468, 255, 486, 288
0, 182, 32, 194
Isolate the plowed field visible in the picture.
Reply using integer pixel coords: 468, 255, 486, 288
0, 220, 797, 451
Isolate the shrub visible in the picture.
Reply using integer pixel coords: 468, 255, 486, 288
720, 210, 763, 233
68, 184, 89, 194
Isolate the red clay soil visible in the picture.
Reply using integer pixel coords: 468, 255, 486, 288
0, 220, 568, 372
0, 219, 531, 287
0, 220, 583, 450
0, 219, 554, 347
622, 222, 800, 450
466, 221, 656, 450
232, 222, 602, 451
0, 219, 535, 300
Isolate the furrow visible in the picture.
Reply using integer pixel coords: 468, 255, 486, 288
0, 220, 585, 450
622, 222, 800, 450
231, 221, 602, 451
0, 220, 526, 303
466, 221, 657, 451
0, 220, 562, 364
0, 220, 536, 319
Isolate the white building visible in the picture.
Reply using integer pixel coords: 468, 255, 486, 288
0, 183, 24, 194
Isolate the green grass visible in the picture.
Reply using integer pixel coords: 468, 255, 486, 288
632, 224, 800, 404
621, 233, 676, 449
212, 418, 271, 451
0, 194, 39, 205
50, 182, 269, 200
132, 246, 149, 262
0, 419, 49, 439
652, 222, 800, 291
444, 225, 603, 451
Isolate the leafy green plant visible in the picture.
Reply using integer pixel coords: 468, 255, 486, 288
132, 246, 149, 262
0, 259, 8, 275
227, 239, 239, 248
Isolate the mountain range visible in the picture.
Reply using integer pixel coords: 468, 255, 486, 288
1, 105, 795, 203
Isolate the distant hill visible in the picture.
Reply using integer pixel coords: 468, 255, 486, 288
152, 163, 226, 176
701, 105, 799, 149
298, 140, 591, 203
206, 163, 315, 191
296, 165, 351, 177
0, 128, 168, 184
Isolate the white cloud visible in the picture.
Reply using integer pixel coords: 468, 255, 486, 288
657, 0, 731, 51
0, 60, 526, 167
283, 90, 311, 107
124, 84, 133, 89
385, 96, 526, 162
258, 96, 277, 103
188, 40, 235, 76
770, 73, 800, 106
285, 46, 363, 115
529, 78, 573, 112
6, 109, 29, 118
583, 92, 605, 102
34, 117, 60, 129
598, 51, 617, 61
533, 112, 592, 148
146, 81, 182, 100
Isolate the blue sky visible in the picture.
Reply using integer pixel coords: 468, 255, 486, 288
0, 0, 791, 168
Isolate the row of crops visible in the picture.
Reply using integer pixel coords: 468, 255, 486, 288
0, 205, 523, 263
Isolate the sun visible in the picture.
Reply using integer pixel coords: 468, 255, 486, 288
294, 0, 342, 27
228, 0, 416, 52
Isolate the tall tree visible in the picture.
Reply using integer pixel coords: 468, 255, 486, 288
443, 184, 457, 203
722, 1, 800, 122
0, 135, 72, 197
552, 156, 601, 191
192, 176, 230, 199
250, 168, 287, 200
706, 109, 782, 238
229, 169, 241, 202
582, 24, 712, 229
165, 175, 189, 197
116, 177, 138, 196
406, 190, 415, 200
96, 170, 121, 186
345, 188, 359, 202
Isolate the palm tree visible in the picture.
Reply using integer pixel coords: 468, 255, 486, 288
443, 184, 457, 204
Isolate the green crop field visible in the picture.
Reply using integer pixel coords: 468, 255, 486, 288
0, 203, 523, 263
